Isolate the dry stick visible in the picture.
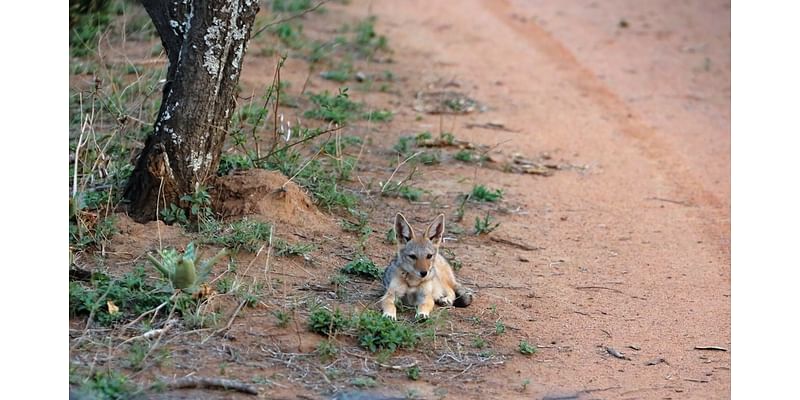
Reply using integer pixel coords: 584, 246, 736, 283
156, 176, 165, 251
489, 236, 542, 251
449, 363, 475, 380
159, 376, 258, 395
282, 142, 327, 188
141, 297, 179, 365
72, 96, 87, 198
254, 124, 344, 163
118, 319, 178, 347
575, 286, 625, 295
694, 345, 728, 351
263, 225, 275, 293
122, 292, 179, 331
237, 243, 266, 291
204, 299, 248, 343
380, 151, 422, 194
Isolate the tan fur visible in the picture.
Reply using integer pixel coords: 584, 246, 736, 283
381, 213, 472, 320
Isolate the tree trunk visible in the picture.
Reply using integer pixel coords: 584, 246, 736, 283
124, 0, 259, 222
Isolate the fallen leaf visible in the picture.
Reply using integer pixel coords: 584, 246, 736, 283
107, 301, 119, 315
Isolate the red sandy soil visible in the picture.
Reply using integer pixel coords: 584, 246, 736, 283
359, 0, 730, 398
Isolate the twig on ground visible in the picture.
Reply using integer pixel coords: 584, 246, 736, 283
380, 151, 422, 194
158, 376, 258, 395
377, 360, 418, 370
646, 197, 694, 207
204, 299, 248, 343
489, 236, 543, 251
694, 345, 728, 351
576, 286, 626, 295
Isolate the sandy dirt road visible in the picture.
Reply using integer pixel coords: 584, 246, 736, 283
363, 0, 730, 398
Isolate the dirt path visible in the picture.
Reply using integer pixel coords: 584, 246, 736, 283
361, 0, 731, 398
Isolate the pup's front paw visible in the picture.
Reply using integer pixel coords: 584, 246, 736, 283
435, 296, 453, 307
382, 311, 397, 320
415, 311, 430, 320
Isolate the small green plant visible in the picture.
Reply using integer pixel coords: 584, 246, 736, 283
351, 376, 377, 388
356, 310, 418, 352
272, 0, 313, 12
341, 256, 382, 280
519, 340, 538, 355
471, 184, 503, 202
398, 186, 424, 201
472, 337, 487, 349
75, 370, 138, 400
146, 242, 228, 291
209, 218, 271, 252
125, 342, 148, 371
320, 68, 351, 82
414, 131, 433, 145
316, 339, 339, 361
216, 277, 233, 294
322, 135, 363, 156
495, 320, 506, 335
160, 204, 188, 225
330, 273, 350, 286
474, 214, 500, 235
439, 248, 463, 271
305, 88, 360, 125
309, 307, 351, 337
341, 208, 372, 250
393, 136, 415, 156
385, 227, 397, 245
406, 366, 420, 381
521, 378, 531, 392
273, 310, 292, 328
272, 22, 304, 49
363, 109, 393, 121
419, 151, 441, 165
454, 149, 474, 162
351, 17, 389, 58
217, 153, 254, 175
275, 240, 315, 257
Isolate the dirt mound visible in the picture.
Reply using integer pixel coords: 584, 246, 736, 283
212, 169, 331, 231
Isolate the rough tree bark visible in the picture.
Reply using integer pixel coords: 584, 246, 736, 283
124, 0, 260, 222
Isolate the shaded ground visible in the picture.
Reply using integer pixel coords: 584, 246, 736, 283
69, 1, 730, 399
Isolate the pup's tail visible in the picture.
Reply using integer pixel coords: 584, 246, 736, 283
453, 286, 473, 308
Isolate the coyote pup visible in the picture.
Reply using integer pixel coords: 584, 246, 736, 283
381, 213, 472, 320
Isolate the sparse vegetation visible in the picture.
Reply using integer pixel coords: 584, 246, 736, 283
471, 184, 504, 202
274, 310, 292, 328
356, 310, 418, 352
208, 218, 272, 253
474, 213, 501, 235
406, 366, 421, 381
519, 340, 538, 355
341, 256, 383, 280
69, 266, 172, 327
308, 307, 352, 337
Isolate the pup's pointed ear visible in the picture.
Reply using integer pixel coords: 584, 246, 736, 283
425, 214, 445, 245
395, 213, 415, 244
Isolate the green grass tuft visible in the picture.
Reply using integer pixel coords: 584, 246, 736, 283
341, 256, 382, 280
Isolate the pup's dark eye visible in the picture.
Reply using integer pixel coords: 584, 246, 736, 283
408, 254, 417, 260
425, 254, 433, 259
